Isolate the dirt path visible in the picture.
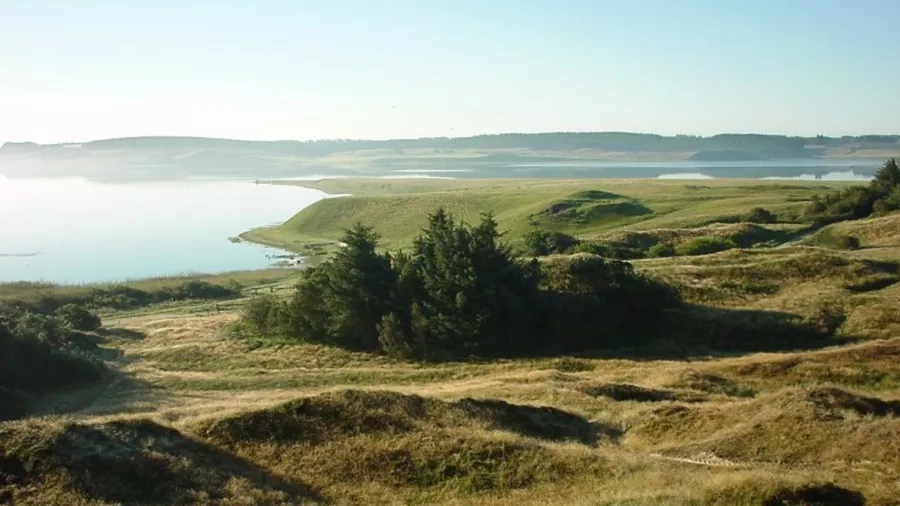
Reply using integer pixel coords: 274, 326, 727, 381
645, 452, 748, 468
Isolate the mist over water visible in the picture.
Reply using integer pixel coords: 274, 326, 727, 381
0, 177, 326, 283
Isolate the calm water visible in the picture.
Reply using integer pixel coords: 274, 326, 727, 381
656, 170, 873, 181
0, 177, 327, 284
0, 159, 881, 283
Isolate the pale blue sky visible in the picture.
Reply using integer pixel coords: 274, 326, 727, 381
2, 0, 898, 143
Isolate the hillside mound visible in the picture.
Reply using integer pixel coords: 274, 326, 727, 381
198, 389, 603, 446
537, 191, 652, 226
0, 419, 320, 505
603, 222, 791, 250
192, 390, 608, 499
629, 386, 900, 467
806, 211, 900, 249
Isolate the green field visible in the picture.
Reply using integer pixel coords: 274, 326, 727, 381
246, 179, 853, 253
3, 180, 900, 506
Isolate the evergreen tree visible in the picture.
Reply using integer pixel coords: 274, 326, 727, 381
872, 158, 900, 197
288, 224, 395, 351
398, 210, 541, 359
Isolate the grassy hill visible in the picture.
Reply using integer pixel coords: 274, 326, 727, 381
246, 179, 851, 252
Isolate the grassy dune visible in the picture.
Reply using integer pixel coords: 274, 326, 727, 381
4, 310, 897, 504
3, 182, 899, 505
248, 179, 852, 251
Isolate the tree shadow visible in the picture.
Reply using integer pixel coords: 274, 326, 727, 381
521, 305, 854, 363
661, 305, 852, 354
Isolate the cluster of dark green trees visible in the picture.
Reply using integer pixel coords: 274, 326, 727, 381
0, 304, 106, 420
242, 209, 680, 360
806, 159, 900, 222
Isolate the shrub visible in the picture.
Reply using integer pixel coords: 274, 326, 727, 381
56, 304, 101, 331
522, 230, 579, 256
742, 207, 777, 224
811, 229, 861, 250
572, 241, 645, 259
240, 295, 286, 337
0, 307, 105, 416
550, 357, 595, 373
675, 236, 737, 256
162, 281, 238, 301
647, 242, 676, 258
804, 158, 900, 223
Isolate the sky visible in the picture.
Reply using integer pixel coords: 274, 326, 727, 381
2, 0, 899, 143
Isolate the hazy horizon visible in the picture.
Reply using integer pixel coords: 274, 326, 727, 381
4, 1, 900, 144
6, 130, 900, 147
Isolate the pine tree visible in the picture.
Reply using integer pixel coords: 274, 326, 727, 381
872, 158, 900, 197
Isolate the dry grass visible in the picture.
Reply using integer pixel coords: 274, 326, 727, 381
3, 211, 900, 505
4, 304, 897, 504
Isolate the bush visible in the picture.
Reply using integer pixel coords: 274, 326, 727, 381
162, 281, 238, 301
804, 158, 900, 223
240, 295, 288, 337
56, 304, 101, 331
0, 307, 105, 417
572, 241, 645, 259
811, 229, 861, 250
522, 230, 579, 256
675, 236, 737, 256
647, 243, 676, 258
742, 207, 777, 224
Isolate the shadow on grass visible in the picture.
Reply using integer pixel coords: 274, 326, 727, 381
567, 305, 853, 363
1, 419, 323, 505
96, 327, 146, 341
201, 390, 617, 448
455, 397, 620, 445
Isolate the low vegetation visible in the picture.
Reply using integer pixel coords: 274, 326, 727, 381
0, 304, 106, 421
805, 158, 900, 223
1, 279, 245, 314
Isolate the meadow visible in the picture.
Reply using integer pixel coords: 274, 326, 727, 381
2, 179, 899, 505
246, 179, 853, 253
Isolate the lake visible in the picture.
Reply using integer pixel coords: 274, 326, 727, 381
0, 177, 327, 284
0, 159, 880, 284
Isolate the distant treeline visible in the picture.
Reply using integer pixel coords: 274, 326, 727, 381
5, 132, 898, 158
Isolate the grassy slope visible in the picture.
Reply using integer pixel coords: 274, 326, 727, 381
0, 269, 299, 311
3, 189, 900, 504
248, 179, 851, 251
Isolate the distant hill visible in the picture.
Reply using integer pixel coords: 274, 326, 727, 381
6, 132, 899, 155
2, 132, 898, 181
